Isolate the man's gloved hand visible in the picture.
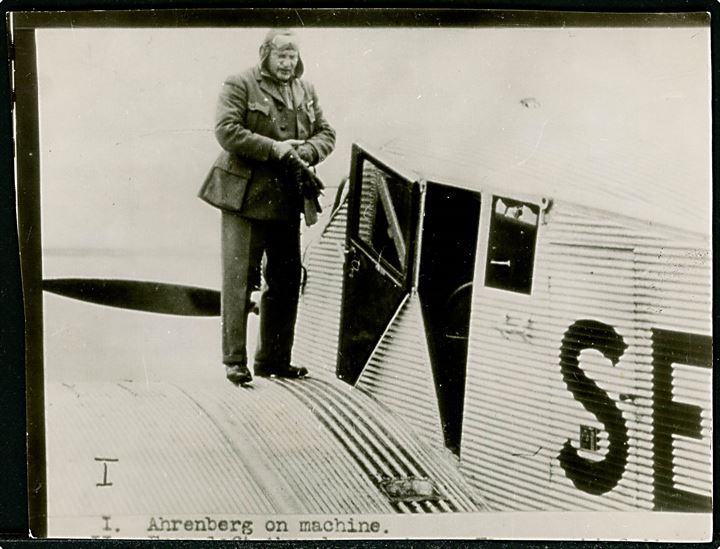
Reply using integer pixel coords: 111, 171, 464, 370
295, 143, 318, 166
279, 148, 325, 213
271, 139, 304, 160
302, 169, 325, 201
280, 148, 307, 184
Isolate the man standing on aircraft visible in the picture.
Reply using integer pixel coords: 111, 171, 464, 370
199, 28, 336, 385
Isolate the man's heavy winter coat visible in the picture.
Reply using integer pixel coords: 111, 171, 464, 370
199, 66, 336, 220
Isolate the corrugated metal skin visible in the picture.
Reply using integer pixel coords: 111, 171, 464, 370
357, 163, 380, 245
355, 295, 446, 451
46, 378, 395, 518
637, 241, 712, 507
180, 379, 396, 514
46, 374, 484, 525
461, 205, 711, 511
47, 381, 275, 516
279, 375, 487, 512
634, 242, 712, 336
377, 116, 709, 237
292, 203, 348, 375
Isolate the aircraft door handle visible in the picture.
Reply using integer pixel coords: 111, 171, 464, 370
347, 246, 360, 278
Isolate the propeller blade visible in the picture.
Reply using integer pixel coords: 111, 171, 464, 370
42, 278, 220, 317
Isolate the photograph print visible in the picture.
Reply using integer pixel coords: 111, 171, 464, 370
11, 8, 712, 541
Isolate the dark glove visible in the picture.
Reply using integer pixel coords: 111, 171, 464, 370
295, 143, 318, 165
303, 196, 320, 226
280, 149, 325, 210
301, 168, 325, 201
280, 148, 306, 186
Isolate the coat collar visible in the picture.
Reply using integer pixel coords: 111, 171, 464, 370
255, 65, 305, 108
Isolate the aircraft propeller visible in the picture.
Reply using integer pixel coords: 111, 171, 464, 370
42, 278, 221, 316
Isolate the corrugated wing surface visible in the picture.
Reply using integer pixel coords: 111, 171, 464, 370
461, 206, 711, 510
293, 204, 348, 375
46, 378, 387, 517
278, 376, 486, 513
46, 372, 484, 525
355, 295, 446, 450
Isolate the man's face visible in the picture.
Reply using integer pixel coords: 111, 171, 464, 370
267, 47, 299, 82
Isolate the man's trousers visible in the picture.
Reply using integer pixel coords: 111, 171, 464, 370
221, 211, 302, 370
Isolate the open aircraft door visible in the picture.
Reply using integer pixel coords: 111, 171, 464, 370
336, 146, 422, 384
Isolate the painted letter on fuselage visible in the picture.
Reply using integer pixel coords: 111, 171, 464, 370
558, 319, 629, 495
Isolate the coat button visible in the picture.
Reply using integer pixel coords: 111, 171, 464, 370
278, 105, 284, 111
280, 125, 287, 131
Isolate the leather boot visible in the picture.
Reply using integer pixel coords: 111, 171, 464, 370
255, 364, 308, 378
225, 363, 253, 385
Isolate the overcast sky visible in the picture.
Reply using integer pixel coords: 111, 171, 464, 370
36, 25, 710, 262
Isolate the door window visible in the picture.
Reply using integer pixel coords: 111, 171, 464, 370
484, 196, 539, 294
